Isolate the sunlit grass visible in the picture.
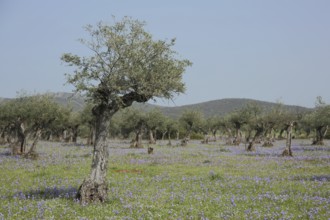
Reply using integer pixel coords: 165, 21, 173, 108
0, 139, 329, 219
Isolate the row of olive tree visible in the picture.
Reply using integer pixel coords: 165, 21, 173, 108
102, 99, 329, 154
0, 94, 81, 157
1, 95, 328, 155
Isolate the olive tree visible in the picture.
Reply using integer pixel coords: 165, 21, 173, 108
278, 111, 298, 156
179, 110, 203, 146
118, 108, 146, 148
207, 116, 223, 141
246, 111, 265, 151
79, 102, 96, 145
164, 118, 180, 146
145, 109, 166, 144
0, 94, 61, 156
61, 17, 191, 203
308, 105, 330, 145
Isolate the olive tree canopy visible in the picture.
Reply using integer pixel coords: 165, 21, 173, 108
62, 17, 191, 114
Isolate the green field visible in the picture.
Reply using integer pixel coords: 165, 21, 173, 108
0, 139, 329, 219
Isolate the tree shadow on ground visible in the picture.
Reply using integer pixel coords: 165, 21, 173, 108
294, 175, 330, 182
292, 146, 330, 152
0, 151, 11, 157
12, 186, 78, 200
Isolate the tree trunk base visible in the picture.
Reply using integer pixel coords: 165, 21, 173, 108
77, 178, 108, 203
11, 144, 22, 155
147, 147, 154, 154
201, 140, 209, 144
148, 140, 156, 145
233, 137, 240, 146
225, 138, 233, 145
130, 142, 144, 148
312, 140, 324, 145
247, 142, 256, 151
181, 138, 188, 146
262, 141, 274, 147
24, 151, 39, 160
281, 149, 293, 157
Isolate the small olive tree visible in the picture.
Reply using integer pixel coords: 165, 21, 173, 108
308, 106, 330, 145
145, 109, 166, 144
0, 94, 62, 156
179, 110, 203, 145
118, 108, 146, 148
61, 17, 191, 203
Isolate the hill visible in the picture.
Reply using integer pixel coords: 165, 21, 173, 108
140, 98, 310, 118
0, 92, 311, 118
51, 92, 86, 111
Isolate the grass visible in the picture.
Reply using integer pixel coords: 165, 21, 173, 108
0, 139, 329, 219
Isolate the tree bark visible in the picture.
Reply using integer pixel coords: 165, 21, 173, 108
212, 130, 217, 141
24, 128, 42, 159
202, 134, 209, 144
28, 129, 41, 153
282, 122, 294, 157
17, 122, 26, 154
162, 131, 167, 141
278, 129, 285, 139
247, 129, 263, 151
12, 121, 26, 155
87, 126, 95, 146
0, 128, 6, 144
72, 125, 79, 143
312, 125, 328, 145
148, 129, 156, 144
131, 128, 143, 148
167, 132, 172, 146
224, 127, 234, 145
77, 111, 110, 203
233, 128, 241, 145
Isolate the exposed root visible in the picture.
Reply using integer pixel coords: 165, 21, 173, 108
77, 178, 108, 204
281, 149, 293, 157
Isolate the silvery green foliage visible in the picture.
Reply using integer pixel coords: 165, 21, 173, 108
61, 17, 192, 111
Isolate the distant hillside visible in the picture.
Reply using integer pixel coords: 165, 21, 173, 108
0, 97, 10, 103
0, 92, 86, 112
139, 98, 311, 118
51, 92, 86, 111
0, 93, 311, 118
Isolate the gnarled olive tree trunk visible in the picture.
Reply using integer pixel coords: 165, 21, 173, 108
28, 129, 41, 153
202, 133, 209, 144
148, 129, 156, 144
233, 129, 241, 145
247, 126, 264, 152
24, 128, 42, 159
86, 125, 95, 146
77, 110, 111, 203
312, 125, 328, 145
11, 120, 26, 155
0, 127, 6, 144
282, 122, 294, 157
131, 128, 144, 148
167, 131, 172, 146
247, 130, 261, 151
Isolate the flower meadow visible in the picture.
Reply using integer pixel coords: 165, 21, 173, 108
0, 139, 329, 219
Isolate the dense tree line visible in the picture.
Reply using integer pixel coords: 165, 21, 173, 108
1, 95, 329, 153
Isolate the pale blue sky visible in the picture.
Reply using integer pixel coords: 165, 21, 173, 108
1, 1, 329, 107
